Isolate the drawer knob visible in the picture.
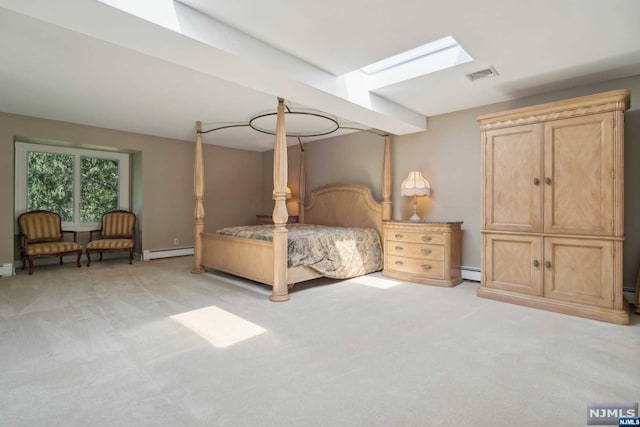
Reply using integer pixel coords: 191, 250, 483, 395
545, 261, 552, 269
545, 177, 552, 185
533, 260, 539, 267
421, 264, 432, 270
421, 249, 432, 255
395, 234, 404, 238
533, 177, 540, 186
421, 236, 432, 242
395, 260, 403, 265
395, 246, 404, 251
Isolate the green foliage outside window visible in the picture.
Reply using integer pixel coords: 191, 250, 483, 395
27, 152, 119, 223
81, 157, 119, 222
27, 152, 74, 221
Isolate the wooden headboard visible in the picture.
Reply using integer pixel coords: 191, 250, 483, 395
303, 184, 383, 238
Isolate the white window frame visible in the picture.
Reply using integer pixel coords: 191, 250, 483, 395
15, 141, 130, 231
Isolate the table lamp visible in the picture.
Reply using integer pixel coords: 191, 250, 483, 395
401, 171, 431, 221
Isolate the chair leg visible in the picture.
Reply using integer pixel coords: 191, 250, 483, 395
21, 254, 26, 271
76, 250, 82, 268
28, 256, 34, 275
99, 252, 103, 262
86, 250, 92, 267
129, 248, 133, 264
60, 256, 64, 265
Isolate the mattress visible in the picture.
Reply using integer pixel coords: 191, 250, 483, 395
215, 223, 382, 279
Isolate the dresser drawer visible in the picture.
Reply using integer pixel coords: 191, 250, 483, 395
386, 241, 444, 260
385, 230, 444, 245
386, 255, 444, 279
382, 221, 462, 287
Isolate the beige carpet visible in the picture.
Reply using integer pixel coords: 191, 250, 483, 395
0, 257, 638, 426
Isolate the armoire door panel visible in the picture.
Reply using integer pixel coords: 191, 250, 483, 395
543, 237, 614, 308
483, 233, 543, 295
544, 113, 614, 236
484, 124, 543, 232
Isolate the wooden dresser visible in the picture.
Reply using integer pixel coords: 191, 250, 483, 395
382, 221, 462, 287
478, 90, 630, 324
255, 215, 298, 225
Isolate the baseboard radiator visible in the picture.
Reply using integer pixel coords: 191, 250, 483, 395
0, 262, 15, 277
461, 266, 481, 282
142, 247, 194, 261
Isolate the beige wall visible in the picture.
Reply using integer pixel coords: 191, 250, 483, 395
262, 74, 640, 289
259, 133, 387, 218
0, 113, 263, 263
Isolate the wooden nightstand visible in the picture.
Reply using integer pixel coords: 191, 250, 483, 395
382, 221, 463, 287
255, 214, 298, 225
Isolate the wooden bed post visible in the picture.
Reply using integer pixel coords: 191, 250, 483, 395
297, 148, 305, 224
270, 98, 290, 302
192, 121, 205, 274
382, 134, 392, 221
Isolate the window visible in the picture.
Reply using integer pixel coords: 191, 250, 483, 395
357, 36, 473, 90
15, 142, 130, 229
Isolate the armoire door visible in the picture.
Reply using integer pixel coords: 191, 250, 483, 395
543, 237, 614, 308
482, 233, 543, 296
484, 124, 543, 232
543, 113, 614, 236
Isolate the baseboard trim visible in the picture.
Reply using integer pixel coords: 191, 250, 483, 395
461, 266, 481, 282
0, 262, 14, 277
143, 247, 194, 261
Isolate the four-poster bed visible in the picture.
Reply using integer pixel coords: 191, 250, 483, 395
192, 98, 392, 301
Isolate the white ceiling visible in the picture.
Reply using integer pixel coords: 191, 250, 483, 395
1, 0, 639, 151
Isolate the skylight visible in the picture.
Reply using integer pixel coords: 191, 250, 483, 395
358, 36, 473, 89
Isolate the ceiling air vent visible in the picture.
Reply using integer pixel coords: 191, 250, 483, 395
466, 66, 499, 82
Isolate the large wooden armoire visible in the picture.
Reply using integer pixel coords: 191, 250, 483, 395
478, 90, 630, 324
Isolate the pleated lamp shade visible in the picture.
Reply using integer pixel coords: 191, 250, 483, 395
401, 171, 431, 197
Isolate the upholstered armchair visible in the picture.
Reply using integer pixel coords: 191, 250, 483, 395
17, 210, 83, 275
86, 210, 136, 266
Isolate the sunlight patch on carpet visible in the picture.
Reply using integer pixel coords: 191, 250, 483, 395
171, 306, 266, 348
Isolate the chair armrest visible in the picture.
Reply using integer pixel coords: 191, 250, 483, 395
62, 230, 78, 243
88, 229, 103, 241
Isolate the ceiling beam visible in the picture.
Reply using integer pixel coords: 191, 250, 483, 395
0, 0, 426, 134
